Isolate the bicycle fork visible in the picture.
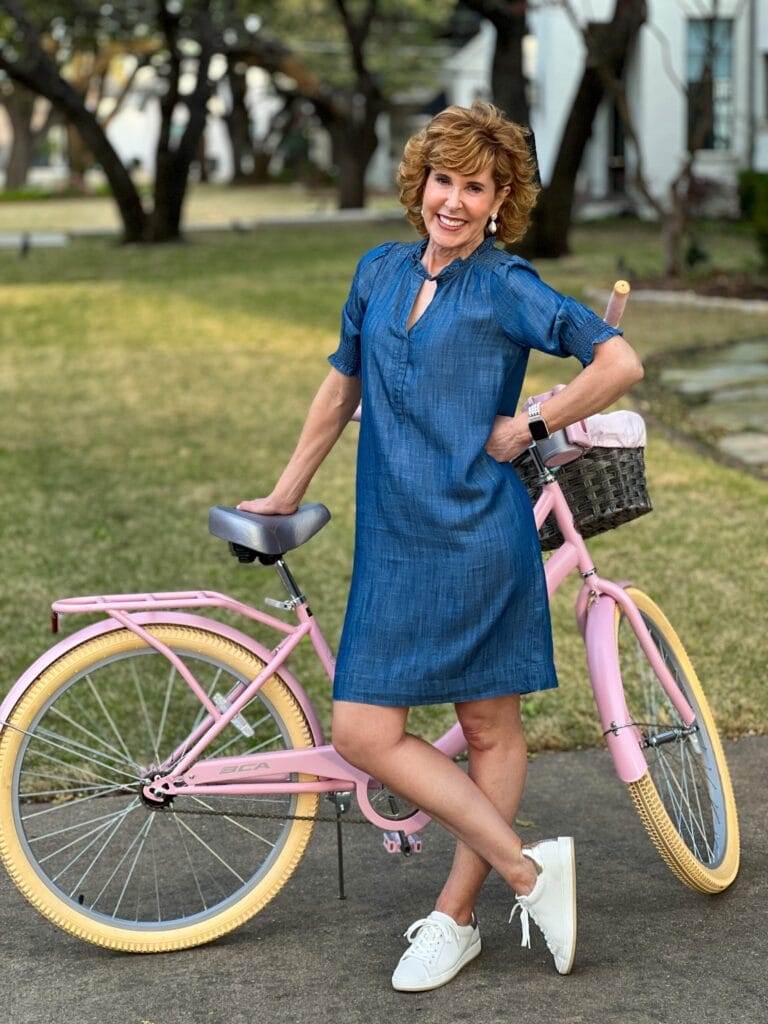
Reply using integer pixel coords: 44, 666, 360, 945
581, 579, 697, 784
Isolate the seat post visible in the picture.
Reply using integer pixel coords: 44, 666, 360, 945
274, 558, 307, 606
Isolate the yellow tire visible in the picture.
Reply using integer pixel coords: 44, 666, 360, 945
0, 624, 319, 951
618, 589, 739, 893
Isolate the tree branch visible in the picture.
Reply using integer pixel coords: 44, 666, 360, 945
101, 54, 151, 129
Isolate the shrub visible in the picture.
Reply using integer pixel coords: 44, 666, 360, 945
738, 170, 768, 265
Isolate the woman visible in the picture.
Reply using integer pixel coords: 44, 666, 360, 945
238, 102, 643, 989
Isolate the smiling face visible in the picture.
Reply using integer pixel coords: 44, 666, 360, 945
421, 164, 509, 255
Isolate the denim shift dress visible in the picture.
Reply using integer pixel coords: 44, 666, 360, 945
328, 235, 622, 707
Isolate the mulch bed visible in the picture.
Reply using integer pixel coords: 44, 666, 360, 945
631, 271, 768, 301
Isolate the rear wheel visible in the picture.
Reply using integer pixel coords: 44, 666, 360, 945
0, 625, 319, 951
617, 589, 739, 893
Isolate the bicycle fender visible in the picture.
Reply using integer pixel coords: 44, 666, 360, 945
584, 592, 648, 784
0, 612, 325, 747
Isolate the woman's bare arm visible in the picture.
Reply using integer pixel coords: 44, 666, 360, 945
237, 368, 361, 514
485, 335, 644, 462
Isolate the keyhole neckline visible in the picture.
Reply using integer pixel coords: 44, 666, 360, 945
409, 234, 497, 283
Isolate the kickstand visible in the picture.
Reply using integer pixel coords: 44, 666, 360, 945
335, 805, 346, 900
328, 790, 352, 900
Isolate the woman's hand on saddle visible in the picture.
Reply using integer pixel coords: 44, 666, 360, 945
484, 413, 531, 463
236, 494, 299, 516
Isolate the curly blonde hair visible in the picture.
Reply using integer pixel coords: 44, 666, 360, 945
397, 101, 540, 245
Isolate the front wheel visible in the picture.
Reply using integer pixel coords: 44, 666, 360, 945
617, 588, 739, 893
0, 624, 319, 951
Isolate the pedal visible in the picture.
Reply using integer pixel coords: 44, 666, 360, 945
383, 831, 423, 855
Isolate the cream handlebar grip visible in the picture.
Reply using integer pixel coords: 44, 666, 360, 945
604, 279, 630, 329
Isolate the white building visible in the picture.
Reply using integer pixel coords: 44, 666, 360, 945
441, 0, 765, 218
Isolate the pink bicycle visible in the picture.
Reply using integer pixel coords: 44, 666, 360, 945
0, 285, 739, 953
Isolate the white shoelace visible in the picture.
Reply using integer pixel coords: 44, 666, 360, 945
510, 897, 562, 960
403, 917, 455, 963
508, 901, 531, 949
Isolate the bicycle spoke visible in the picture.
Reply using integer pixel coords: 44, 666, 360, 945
173, 814, 245, 884
24, 746, 134, 792
69, 688, 129, 762
155, 664, 179, 756
46, 807, 136, 873
130, 661, 160, 763
67, 798, 141, 900
57, 800, 141, 891
654, 747, 713, 858
189, 797, 277, 849
113, 816, 154, 919
36, 726, 139, 774
150, 830, 161, 922
85, 674, 135, 765
19, 783, 118, 800
21, 784, 128, 821
681, 741, 714, 836
47, 705, 130, 765
172, 810, 208, 913
29, 804, 138, 844
52, 817, 131, 886
20, 727, 140, 783
88, 812, 151, 912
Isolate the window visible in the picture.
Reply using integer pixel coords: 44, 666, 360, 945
686, 18, 733, 151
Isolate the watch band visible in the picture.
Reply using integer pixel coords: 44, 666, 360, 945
526, 402, 550, 441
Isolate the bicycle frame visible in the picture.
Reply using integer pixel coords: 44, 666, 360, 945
0, 470, 696, 835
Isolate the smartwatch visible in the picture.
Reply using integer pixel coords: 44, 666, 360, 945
526, 402, 550, 442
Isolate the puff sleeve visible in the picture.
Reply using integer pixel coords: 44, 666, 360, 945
327, 243, 395, 378
490, 256, 622, 368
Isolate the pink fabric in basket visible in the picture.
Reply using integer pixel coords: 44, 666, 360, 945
585, 411, 646, 448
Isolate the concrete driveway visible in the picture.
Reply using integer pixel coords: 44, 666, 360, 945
1, 738, 765, 1024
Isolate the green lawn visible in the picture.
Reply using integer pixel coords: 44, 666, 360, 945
0, 218, 766, 750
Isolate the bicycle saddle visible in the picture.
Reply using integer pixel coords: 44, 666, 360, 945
209, 503, 331, 560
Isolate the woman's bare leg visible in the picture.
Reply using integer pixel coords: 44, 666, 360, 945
331, 700, 538, 896
433, 695, 529, 925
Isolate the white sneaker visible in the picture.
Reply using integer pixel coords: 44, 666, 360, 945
391, 909, 481, 992
508, 836, 577, 975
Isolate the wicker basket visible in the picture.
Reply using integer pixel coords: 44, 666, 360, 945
512, 445, 653, 551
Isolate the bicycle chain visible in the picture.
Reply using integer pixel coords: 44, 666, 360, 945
164, 805, 391, 826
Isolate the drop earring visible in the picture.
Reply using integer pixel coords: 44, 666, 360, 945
488, 213, 498, 235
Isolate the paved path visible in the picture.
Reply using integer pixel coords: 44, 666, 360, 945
1, 738, 765, 1024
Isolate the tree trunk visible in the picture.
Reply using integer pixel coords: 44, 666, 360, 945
521, 0, 647, 259
662, 180, 687, 278
224, 58, 254, 182
148, 162, 188, 242
148, 19, 213, 243
489, 15, 529, 125
522, 63, 606, 258
332, 131, 363, 208
0, 54, 146, 241
2, 85, 36, 189
196, 129, 209, 183
64, 104, 145, 238
65, 122, 91, 191
320, 87, 382, 209
462, 1, 529, 124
